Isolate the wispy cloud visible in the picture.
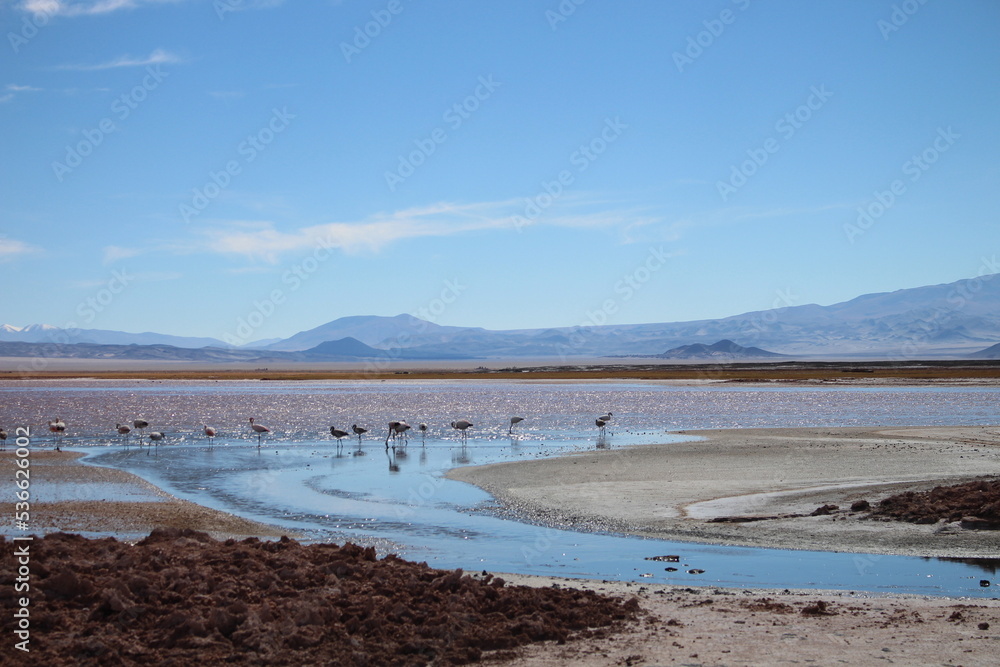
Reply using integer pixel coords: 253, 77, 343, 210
19, 0, 285, 17
52, 48, 182, 71
102, 245, 144, 265
19, 0, 183, 18
0, 237, 39, 261
185, 198, 662, 263
1, 83, 43, 104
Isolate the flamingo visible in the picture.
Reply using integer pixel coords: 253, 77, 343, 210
352, 424, 368, 443
133, 418, 149, 445
385, 421, 400, 447
451, 419, 473, 443
0, 428, 7, 450
508, 416, 525, 434
385, 421, 411, 448
249, 417, 270, 448
203, 425, 216, 446
597, 412, 613, 436
116, 423, 132, 445
148, 431, 165, 444
418, 423, 428, 443
48, 418, 66, 450
330, 427, 349, 446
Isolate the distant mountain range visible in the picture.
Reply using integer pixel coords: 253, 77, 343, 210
2, 274, 999, 362
0, 336, 472, 363
0, 323, 230, 349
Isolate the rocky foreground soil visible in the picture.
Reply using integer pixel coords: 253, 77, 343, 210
0, 529, 639, 666
869, 477, 1000, 527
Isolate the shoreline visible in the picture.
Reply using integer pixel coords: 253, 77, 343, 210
2, 358, 1000, 383
0, 449, 290, 541
447, 425, 1000, 558
7, 425, 1000, 557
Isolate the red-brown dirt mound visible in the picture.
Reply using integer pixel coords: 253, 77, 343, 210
0, 529, 639, 666
868, 478, 1000, 527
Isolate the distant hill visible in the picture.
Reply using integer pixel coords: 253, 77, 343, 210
300, 337, 383, 359
656, 339, 787, 360
265, 314, 483, 351
970, 343, 1000, 359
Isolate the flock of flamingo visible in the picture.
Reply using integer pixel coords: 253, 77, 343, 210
0, 413, 616, 451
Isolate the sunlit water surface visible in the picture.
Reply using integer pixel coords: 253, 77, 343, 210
2, 379, 998, 598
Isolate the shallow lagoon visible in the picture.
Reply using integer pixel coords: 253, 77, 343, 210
4, 379, 999, 597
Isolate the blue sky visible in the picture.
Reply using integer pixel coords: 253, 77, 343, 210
1, 0, 998, 344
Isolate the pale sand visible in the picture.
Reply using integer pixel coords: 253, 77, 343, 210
492, 574, 1000, 666
447, 425, 1000, 558
0, 449, 289, 540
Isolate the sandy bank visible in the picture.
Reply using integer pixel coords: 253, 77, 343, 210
447, 426, 1000, 558
0, 449, 289, 541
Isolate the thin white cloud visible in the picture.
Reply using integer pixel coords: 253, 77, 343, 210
0, 237, 39, 260
102, 245, 144, 265
53, 48, 182, 71
19, 0, 284, 17
187, 198, 662, 264
19, 0, 181, 17
1, 83, 43, 104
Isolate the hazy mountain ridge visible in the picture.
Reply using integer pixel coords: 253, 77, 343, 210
0, 324, 231, 349
357, 274, 1000, 358
2, 274, 998, 361
0, 337, 477, 363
